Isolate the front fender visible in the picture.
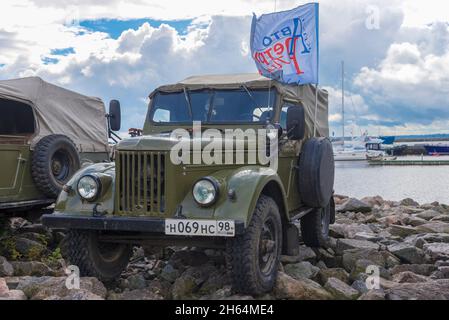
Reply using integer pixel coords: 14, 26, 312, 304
180, 166, 288, 227
54, 162, 116, 216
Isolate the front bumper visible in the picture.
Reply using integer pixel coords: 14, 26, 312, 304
41, 214, 245, 235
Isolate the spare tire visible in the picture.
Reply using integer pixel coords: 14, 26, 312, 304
31, 135, 80, 199
298, 137, 335, 208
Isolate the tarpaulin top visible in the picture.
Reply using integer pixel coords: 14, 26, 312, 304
150, 73, 329, 137
0, 77, 109, 152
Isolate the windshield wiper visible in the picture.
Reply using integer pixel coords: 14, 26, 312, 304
241, 84, 268, 120
183, 87, 193, 120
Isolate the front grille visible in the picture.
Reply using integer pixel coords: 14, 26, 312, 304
115, 151, 166, 215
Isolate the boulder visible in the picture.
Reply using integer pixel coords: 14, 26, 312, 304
284, 262, 320, 280
400, 198, 419, 207
388, 243, 427, 264
0, 256, 14, 277
336, 239, 379, 255
171, 264, 216, 299
361, 196, 384, 207
415, 210, 441, 221
11, 261, 54, 277
423, 243, 449, 261
14, 237, 46, 259
390, 264, 437, 277
354, 232, 384, 242
417, 222, 449, 234
44, 291, 104, 300
402, 216, 428, 227
392, 272, 429, 283
281, 246, 316, 264
273, 272, 332, 300
387, 225, 420, 238
159, 264, 180, 283
324, 278, 359, 300
342, 249, 400, 273
317, 268, 350, 286
386, 280, 449, 300
430, 267, 449, 280
431, 215, 449, 223
336, 198, 372, 213
120, 274, 147, 291
14, 276, 107, 300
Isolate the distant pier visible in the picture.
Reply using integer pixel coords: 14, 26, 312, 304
369, 159, 449, 166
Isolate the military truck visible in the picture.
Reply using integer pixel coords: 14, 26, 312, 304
0, 77, 121, 215
42, 74, 335, 295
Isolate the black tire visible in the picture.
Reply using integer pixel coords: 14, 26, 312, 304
226, 195, 282, 295
62, 230, 132, 282
300, 202, 331, 248
298, 137, 335, 208
31, 135, 80, 198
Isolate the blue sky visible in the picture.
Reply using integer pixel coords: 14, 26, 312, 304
1, 0, 449, 136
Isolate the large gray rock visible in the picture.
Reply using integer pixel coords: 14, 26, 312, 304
400, 198, 419, 207
171, 264, 216, 299
329, 224, 373, 239
388, 225, 420, 238
284, 262, 320, 280
392, 272, 429, 283
324, 277, 359, 300
0, 256, 14, 277
358, 290, 386, 300
415, 210, 441, 221
417, 222, 449, 234
281, 245, 316, 264
0, 278, 27, 300
317, 268, 350, 286
337, 198, 372, 213
11, 261, 54, 277
390, 264, 437, 277
388, 243, 427, 264
13, 276, 107, 300
274, 272, 332, 300
336, 239, 379, 254
14, 237, 46, 259
431, 215, 449, 223
386, 279, 449, 300
342, 249, 400, 273
423, 243, 449, 261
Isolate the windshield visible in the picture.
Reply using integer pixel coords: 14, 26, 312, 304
149, 89, 276, 124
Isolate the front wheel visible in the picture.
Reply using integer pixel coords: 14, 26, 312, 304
226, 195, 282, 295
300, 202, 331, 248
63, 230, 132, 282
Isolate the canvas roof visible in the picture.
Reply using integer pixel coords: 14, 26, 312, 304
150, 73, 329, 138
0, 77, 109, 152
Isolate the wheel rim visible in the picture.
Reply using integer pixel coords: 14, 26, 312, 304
258, 216, 279, 276
51, 150, 71, 182
98, 242, 127, 263
320, 207, 330, 237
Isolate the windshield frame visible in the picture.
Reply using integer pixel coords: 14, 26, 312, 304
147, 87, 278, 126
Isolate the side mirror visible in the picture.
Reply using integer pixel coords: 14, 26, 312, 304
109, 100, 121, 131
286, 105, 305, 140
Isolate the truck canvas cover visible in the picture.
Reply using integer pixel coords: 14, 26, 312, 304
151, 73, 329, 138
0, 77, 109, 152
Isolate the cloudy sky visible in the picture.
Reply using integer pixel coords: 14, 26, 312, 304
1, 0, 449, 137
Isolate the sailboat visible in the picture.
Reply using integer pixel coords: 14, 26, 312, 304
332, 62, 390, 161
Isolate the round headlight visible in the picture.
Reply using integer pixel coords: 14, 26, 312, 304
77, 175, 100, 201
192, 178, 219, 206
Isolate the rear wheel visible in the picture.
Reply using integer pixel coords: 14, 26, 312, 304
63, 230, 132, 282
226, 195, 282, 295
300, 202, 331, 248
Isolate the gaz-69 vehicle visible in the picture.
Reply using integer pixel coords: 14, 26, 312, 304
42, 74, 335, 295
0, 77, 121, 216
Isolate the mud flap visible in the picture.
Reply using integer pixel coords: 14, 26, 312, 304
283, 223, 300, 256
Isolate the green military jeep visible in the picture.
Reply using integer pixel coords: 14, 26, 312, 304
0, 77, 121, 216
42, 74, 335, 295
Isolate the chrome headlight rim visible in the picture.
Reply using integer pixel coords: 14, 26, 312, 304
192, 177, 220, 207
77, 174, 102, 202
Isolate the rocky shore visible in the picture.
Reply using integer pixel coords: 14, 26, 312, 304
1, 195, 449, 300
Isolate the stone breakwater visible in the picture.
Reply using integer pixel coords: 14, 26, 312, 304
1, 195, 449, 300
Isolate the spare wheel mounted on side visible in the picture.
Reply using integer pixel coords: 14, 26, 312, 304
297, 137, 335, 208
31, 134, 81, 199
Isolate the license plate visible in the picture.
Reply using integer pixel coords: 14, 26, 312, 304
165, 219, 235, 237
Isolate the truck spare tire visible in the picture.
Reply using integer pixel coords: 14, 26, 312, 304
297, 137, 335, 208
31, 134, 80, 199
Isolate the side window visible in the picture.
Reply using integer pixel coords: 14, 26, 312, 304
0, 98, 35, 135
152, 109, 170, 122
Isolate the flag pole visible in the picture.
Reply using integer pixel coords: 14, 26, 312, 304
313, 3, 319, 137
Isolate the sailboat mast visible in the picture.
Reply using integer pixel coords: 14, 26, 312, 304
342, 60, 345, 144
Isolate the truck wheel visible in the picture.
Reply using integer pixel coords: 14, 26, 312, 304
300, 202, 331, 248
31, 135, 80, 198
226, 195, 282, 295
63, 230, 132, 282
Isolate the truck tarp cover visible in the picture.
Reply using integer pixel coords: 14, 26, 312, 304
0, 77, 108, 152
152, 73, 329, 138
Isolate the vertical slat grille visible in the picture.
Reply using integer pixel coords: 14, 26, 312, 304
116, 151, 166, 214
